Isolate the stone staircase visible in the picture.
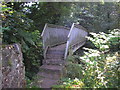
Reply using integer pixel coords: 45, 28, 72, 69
36, 44, 66, 88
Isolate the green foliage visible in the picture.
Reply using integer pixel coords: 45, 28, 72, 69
2, 3, 43, 79
26, 73, 45, 88
80, 51, 119, 88
2, 2, 119, 87
52, 78, 84, 89
87, 29, 120, 51
1, 4, 12, 13
65, 56, 84, 79
79, 29, 119, 88
72, 2, 119, 33
56, 29, 119, 88
26, 2, 119, 33
26, 76, 40, 88
2, 5, 33, 47
26, 2, 72, 30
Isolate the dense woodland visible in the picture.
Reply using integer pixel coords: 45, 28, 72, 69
1, 2, 120, 88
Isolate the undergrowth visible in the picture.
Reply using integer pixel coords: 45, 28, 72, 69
52, 29, 120, 88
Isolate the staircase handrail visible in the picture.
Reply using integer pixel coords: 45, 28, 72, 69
41, 23, 70, 58
64, 23, 88, 59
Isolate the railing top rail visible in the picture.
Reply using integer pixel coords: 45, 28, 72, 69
47, 23, 70, 30
69, 38, 86, 47
41, 23, 70, 37
64, 23, 88, 59
68, 23, 88, 38
74, 23, 88, 32
41, 23, 47, 37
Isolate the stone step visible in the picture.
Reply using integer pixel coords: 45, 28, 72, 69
48, 44, 66, 51
30, 75, 59, 88
38, 65, 64, 79
35, 44, 67, 88
43, 59, 65, 65
40, 78, 59, 88
46, 54, 64, 59
47, 50, 65, 55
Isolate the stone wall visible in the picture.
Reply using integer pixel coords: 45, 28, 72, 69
1, 43, 26, 88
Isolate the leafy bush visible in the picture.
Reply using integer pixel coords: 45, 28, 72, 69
26, 76, 40, 88
80, 29, 120, 88
2, 3, 43, 79
80, 49, 119, 88
87, 29, 120, 51
65, 62, 83, 79
52, 78, 84, 89
56, 29, 119, 88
